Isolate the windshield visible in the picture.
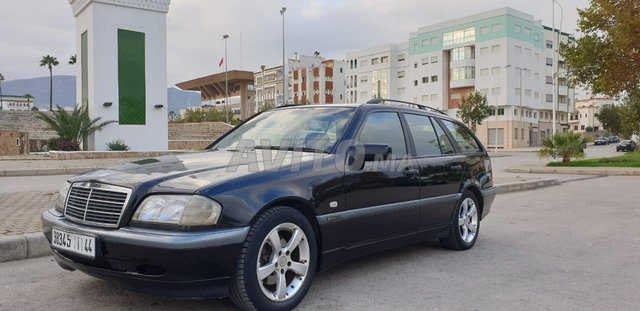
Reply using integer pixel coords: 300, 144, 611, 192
213, 107, 355, 153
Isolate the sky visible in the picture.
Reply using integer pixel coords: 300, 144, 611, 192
0, 0, 590, 87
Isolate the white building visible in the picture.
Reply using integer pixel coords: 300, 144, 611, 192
569, 97, 614, 133
1, 95, 34, 111
345, 7, 576, 149
255, 65, 284, 111
288, 54, 345, 105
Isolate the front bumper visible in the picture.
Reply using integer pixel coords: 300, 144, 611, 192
480, 187, 497, 220
41, 209, 249, 299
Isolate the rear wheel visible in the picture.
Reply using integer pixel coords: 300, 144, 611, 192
230, 207, 317, 311
440, 191, 480, 250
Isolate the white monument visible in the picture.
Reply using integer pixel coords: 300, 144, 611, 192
69, 0, 170, 151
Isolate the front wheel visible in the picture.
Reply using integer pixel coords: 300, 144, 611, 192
440, 191, 480, 250
230, 207, 317, 311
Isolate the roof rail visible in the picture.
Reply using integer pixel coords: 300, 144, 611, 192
366, 98, 447, 115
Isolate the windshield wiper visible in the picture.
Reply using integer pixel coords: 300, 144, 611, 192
254, 145, 330, 154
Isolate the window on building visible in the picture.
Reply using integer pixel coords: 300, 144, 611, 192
558, 60, 566, 69
488, 128, 505, 145
525, 27, 531, 35
515, 128, 518, 139
515, 45, 522, 54
546, 58, 553, 66
431, 75, 438, 82
480, 26, 489, 34
534, 33, 540, 41
480, 68, 489, 77
574, 125, 578, 130
514, 25, 521, 32
422, 77, 429, 84
534, 52, 540, 60
414, 62, 418, 68
491, 45, 501, 54
397, 87, 405, 95
414, 80, 418, 86
372, 58, 379, 65
450, 67, 475, 80
534, 73, 540, 80
525, 48, 532, 56
413, 43, 419, 50
443, 26, 475, 46
546, 40, 553, 49
431, 94, 438, 101
479, 88, 489, 96
398, 71, 405, 78
361, 76, 368, 83
398, 54, 406, 62
431, 56, 438, 63
431, 37, 439, 45
581, 125, 585, 130
546, 76, 553, 84
546, 94, 553, 102
451, 46, 475, 61
491, 67, 501, 75
525, 89, 532, 97
492, 87, 501, 95
422, 39, 430, 47
381, 56, 389, 63
492, 24, 502, 32
361, 59, 368, 67
498, 108, 505, 115
480, 47, 489, 55
514, 109, 518, 116
422, 58, 429, 65
421, 95, 429, 102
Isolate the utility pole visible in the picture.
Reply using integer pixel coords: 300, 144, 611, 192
223, 34, 230, 124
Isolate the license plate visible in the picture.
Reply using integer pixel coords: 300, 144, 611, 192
51, 228, 96, 259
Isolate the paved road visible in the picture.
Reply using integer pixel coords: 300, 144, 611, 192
0, 175, 71, 194
1, 176, 638, 310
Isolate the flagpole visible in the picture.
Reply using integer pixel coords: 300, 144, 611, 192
223, 34, 229, 124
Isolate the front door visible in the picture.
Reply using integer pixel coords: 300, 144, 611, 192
343, 111, 420, 246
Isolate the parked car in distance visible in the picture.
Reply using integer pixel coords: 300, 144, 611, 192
594, 137, 609, 145
608, 136, 620, 143
617, 140, 637, 152
41, 99, 496, 311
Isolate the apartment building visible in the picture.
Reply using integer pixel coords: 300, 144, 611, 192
345, 7, 575, 149
1, 95, 34, 111
254, 65, 284, 112
288, 54, 345, 105
569, 97, 614, 133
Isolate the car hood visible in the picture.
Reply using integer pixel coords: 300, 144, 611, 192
72, 150, 323, 192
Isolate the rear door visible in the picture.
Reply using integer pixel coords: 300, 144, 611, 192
403, 113, 464, 228
343, 111, 420, 245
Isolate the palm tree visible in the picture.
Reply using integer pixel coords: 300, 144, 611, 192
37, 105, 116, 151
537, 132, 587, 163
24, 93, 34, 110
0, 73, 5, 111
69, 55, 76, 65
39, 55, 59, 111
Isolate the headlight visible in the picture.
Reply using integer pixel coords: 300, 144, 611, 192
132, 195, 222, 226
54, 182, 71, 213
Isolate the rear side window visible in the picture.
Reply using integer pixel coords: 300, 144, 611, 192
358, 112, 407, 156
404, 114, 441, 157
431, 118, 456, 155
440, 119, 482, 153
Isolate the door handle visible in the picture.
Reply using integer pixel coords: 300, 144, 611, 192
450, 164, 463, 171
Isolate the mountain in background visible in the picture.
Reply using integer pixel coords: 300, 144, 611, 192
1, 75, 201, 112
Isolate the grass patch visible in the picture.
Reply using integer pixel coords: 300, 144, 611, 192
547, 151, 640, 167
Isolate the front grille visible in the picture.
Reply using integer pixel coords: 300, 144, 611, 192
64, 182, 132, 228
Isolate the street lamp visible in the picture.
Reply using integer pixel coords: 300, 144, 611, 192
280, 7, 287, 106
223, 34, 229, 124
0, 73, 5, 111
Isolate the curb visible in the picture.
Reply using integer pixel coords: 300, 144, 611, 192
0, 233, 51, 263
0, 168, 93, 177
505, 167, 640, 176
494, 178, 560, 194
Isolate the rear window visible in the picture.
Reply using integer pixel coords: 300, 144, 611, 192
440, 120, 482, 153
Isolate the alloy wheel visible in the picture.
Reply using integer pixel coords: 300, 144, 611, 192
458, 198, 478, 243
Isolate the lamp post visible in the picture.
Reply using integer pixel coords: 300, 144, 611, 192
223, 34, 229, 124
280, 7, 287, 106
0, 73, 4, 111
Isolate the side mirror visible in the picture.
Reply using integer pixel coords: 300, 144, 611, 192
363, 144, 392, 161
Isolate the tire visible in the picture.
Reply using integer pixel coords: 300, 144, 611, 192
230, 206, 317, 311
440, 191, 481, 250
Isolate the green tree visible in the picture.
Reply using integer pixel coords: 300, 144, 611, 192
24, 93, 34, 110
168, 110, 178, 122
537, 132, 587, 163
456, 91, 491, 133
68, 54, 76, 65
39, 55, 59, 111
619, 94, 640, 138
596, 104, 622, 134
37, 105, 116, 151
561, 0, 640, 97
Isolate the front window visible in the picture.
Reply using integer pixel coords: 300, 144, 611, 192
214, 108, 355, 153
